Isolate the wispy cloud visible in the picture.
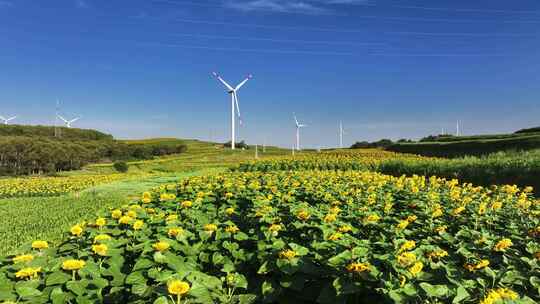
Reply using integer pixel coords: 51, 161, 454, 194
321, 0, 370, 4
224, 0, 370, 14
224, 0, 330, 15
0, 1, 13, 7
76, 0, 89, 8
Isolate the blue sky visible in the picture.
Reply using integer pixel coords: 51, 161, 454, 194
0, 0, 539, 148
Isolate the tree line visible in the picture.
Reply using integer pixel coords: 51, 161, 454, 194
350, 138, 412, 149
0, 136, 187, 175
0, 124, 113, 140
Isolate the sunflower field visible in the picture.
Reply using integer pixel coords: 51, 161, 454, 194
1, 169, 539, 303
0, 174, 145, 198
233, 149, 428, 172
235, 149, 540, 195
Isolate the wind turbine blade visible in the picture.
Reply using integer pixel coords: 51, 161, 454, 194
233, 92, 242, 126
71, 117, 80, 123
57, 115, 68, 123
0, 116, 5, 121
293, 113, 299, 127
212, 72, 234, 91
235, 74, 252, 91
7, 116, 16, 121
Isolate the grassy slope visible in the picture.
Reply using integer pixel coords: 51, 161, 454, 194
0, 139, 289, 255
83, 139, 289, 174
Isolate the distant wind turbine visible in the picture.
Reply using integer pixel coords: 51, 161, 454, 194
294, 113, 307, 151
339, 121, 346, 148
456, 121, 460, 136
57, 115, 80, 128
0, 115, 17, 125
212, 72, 253, 150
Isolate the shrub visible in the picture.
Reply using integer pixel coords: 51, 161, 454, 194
113, 161, 129, 173
224, 140, 250, 149
351, 139, 394, 149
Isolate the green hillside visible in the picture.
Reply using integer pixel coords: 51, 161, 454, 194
0, 124, 113, 140
419, 132, 540, 143
387, 133, 540, 158
515, 126, 540, 134
85, 139, 290, 174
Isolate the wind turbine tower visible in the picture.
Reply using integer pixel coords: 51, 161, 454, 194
294, 113, 306, 151
55, 100, 60, 137
212, 72, 253, 150
339, 121, 346, 148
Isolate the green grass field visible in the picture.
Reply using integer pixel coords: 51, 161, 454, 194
83, 139, 289, 174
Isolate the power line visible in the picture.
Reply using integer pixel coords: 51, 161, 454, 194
388, 31, 536, 37
151, 0, 540, 24
389, 4, 540, 15
132, 40, 512, 57
168, 32, 386, 46
131, 16, 539, 38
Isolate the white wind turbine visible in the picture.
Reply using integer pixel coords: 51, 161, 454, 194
212, 72, 253, 150
0, 115, 17, 125
294, 113, 306, 151
57, 115, 80, 128
339, 121, 346, 148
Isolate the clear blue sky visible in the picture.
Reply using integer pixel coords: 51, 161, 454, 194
1, 0, 539, 148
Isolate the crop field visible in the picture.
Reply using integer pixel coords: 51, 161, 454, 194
0, 139, 288, 256
1, 151, 539, 303
376, 150, 540, 194
234, 149, 429, 172
0, 147, 538, 303
0, 174, 130, 198
0, 171, 218, 257
236, 149, 540, 195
